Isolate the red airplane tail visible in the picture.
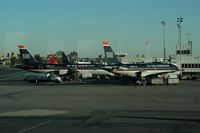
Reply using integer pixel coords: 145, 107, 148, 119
49, 55, 58, 64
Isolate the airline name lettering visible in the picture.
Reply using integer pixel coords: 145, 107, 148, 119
46, 65, 54, 68
147, 64, 170, 68
106, 52, 114, 58
130, 65, 138, 68
66, 65, 95, 68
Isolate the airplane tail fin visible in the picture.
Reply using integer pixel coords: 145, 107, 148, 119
61, 51, 71, 65
49, 55, 58, 64
18, 45, 38, 66
102, 41, 121, 65
49, 51, 70, 65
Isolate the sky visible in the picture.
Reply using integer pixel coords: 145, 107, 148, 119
0, 0, 200, 58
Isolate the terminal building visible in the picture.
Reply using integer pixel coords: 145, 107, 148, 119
116, 52, 163, 64
172, 40, 200, 78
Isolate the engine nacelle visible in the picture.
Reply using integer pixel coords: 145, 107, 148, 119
59, 70, 68, 75
81, 72, 92, 79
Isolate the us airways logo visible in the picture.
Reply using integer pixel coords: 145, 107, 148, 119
106, 52, 114, 58
22, 54, 30, 59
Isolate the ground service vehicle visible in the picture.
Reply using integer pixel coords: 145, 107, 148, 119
24, 73, 62, 83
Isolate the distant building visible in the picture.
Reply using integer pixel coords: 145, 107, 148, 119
172, 40, 200, 77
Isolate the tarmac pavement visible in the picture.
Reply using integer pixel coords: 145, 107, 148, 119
0, 67, 200, 133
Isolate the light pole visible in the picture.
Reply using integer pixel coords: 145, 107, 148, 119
177, 16, 183, 74
161, 19, 166, 62
145, 41, 149, 59
186, 32, 192, 55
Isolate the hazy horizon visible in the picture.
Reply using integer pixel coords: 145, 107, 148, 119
1, 0, 200, 58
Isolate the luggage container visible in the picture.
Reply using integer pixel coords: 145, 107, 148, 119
151, 78, 163, 85
167, 78, 179, 85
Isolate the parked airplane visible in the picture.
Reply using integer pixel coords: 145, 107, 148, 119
17, 45, 68, 82
18, 45, 112, 79
101, 41, 180, 79
49, 51, 113, 78
17, 45, 69, 74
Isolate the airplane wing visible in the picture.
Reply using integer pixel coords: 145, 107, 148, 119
141, 70, 176, 78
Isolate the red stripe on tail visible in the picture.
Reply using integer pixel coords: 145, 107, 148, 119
18, 45, 26, 49
102, 41, 109, 46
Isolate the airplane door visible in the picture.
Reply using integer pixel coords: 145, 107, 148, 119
39, 64, 43, 69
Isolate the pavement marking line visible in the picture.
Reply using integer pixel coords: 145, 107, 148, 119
0, 109, 69, 116
0, 71, 25, 78
16, 121, 51, 133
